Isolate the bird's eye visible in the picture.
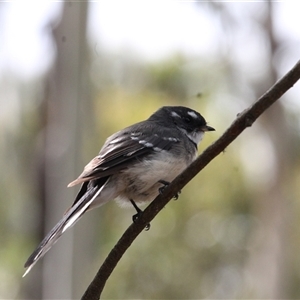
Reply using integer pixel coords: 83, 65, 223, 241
183, 116, 191, 123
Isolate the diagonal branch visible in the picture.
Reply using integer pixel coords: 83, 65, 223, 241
81, 60, 300, 300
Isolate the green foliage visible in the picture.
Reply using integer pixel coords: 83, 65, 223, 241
147, 54, 189, 100
2, 45, 300, 300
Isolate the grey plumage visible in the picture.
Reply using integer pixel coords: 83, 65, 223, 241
23, 106, 214, 276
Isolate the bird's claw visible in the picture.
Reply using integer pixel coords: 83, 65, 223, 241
131, 200, 151, 231
132, 212, 150, 230
158, 180, 181, 200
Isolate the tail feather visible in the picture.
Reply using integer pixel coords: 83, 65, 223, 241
23, 179, 109, 277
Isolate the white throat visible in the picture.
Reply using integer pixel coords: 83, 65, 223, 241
179, 128, 204, 146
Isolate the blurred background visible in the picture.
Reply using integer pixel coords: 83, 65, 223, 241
1, 1, 300, 299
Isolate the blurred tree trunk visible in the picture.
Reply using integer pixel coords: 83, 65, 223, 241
40, 2, 90, 299
243, 2, 292, 298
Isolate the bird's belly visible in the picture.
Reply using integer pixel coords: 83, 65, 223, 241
116, 152, 193, 205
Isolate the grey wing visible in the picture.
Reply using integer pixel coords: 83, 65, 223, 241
68, 126, 180, 187
23, 125, 180, 276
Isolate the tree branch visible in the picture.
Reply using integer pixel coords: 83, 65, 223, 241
81, 60, 300, 300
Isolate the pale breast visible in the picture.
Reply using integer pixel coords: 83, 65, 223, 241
116, 150, 197, 205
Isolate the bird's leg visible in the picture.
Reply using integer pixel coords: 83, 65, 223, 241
130, 199, 150, 230
158, 180, 181, 200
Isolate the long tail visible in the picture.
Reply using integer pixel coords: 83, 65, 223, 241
23, 179, 109, 277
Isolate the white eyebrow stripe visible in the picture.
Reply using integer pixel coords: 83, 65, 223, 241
171, 111, 180, 118
187, 111, 198, 119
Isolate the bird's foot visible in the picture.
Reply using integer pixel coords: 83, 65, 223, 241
158, 180, 181, 200
130, 199, 150, 231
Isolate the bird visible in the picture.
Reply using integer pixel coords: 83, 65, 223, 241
23, 106, 215, 276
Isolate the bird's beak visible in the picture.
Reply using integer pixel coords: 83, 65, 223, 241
201, 125, 215, 132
